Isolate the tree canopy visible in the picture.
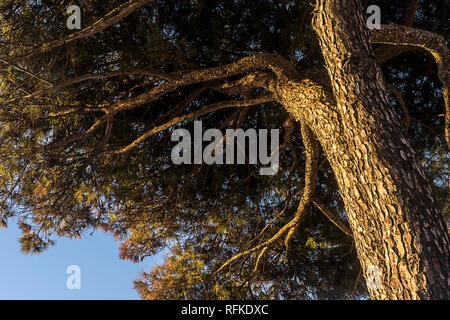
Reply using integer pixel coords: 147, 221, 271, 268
0, 0, 447, 299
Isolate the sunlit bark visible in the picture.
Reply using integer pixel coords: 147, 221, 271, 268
306, 0, 450, 299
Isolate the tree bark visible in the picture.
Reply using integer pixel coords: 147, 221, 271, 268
34, 0, 447, 299
259, 0, 450, 299
209, 6, 450, 295
303, 0, 450, 300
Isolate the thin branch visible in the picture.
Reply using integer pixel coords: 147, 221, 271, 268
47, 116, 107, 149
215, 123, 320, 274
400, 0, 420, 27
386, 82, 411, 134
9, 0, 155, 64
215, 215, 298, 274
161, 86, 208, 120
351, 266, 362, 296
387, 79, 444, 143
47, 54, 289, 149
312, 198, 353, 238
253, 247, 269, 274
246, 194, 291, 248
1, 68, 173, 107
0, 58, 53, 85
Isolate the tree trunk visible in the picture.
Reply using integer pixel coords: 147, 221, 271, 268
272, 0, 449, 299
308, 0, 450, 300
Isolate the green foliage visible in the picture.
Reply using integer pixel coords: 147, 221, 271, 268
0, 0, 447, 299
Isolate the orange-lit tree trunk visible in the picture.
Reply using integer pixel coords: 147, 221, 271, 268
297, 0, 450, 299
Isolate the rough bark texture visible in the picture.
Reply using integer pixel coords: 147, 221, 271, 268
303, 0, 450, 299
17, 0, 447, 299
240, 0, 450, 300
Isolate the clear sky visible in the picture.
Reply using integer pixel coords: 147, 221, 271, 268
0, 222, 161, 300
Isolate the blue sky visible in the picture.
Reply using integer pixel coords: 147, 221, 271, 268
0, 222, 161, 300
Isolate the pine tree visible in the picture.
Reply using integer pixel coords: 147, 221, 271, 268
0, 0, 448, 299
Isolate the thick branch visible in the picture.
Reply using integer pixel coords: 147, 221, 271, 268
370, 24, 450, 150
374, 0, 421, 65
370, 25, 449, 67
47, 54, 292, 149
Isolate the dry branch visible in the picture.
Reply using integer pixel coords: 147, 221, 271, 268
215, 122, 319, 274
10, 0, 155, 64
113, 95, 275, 154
